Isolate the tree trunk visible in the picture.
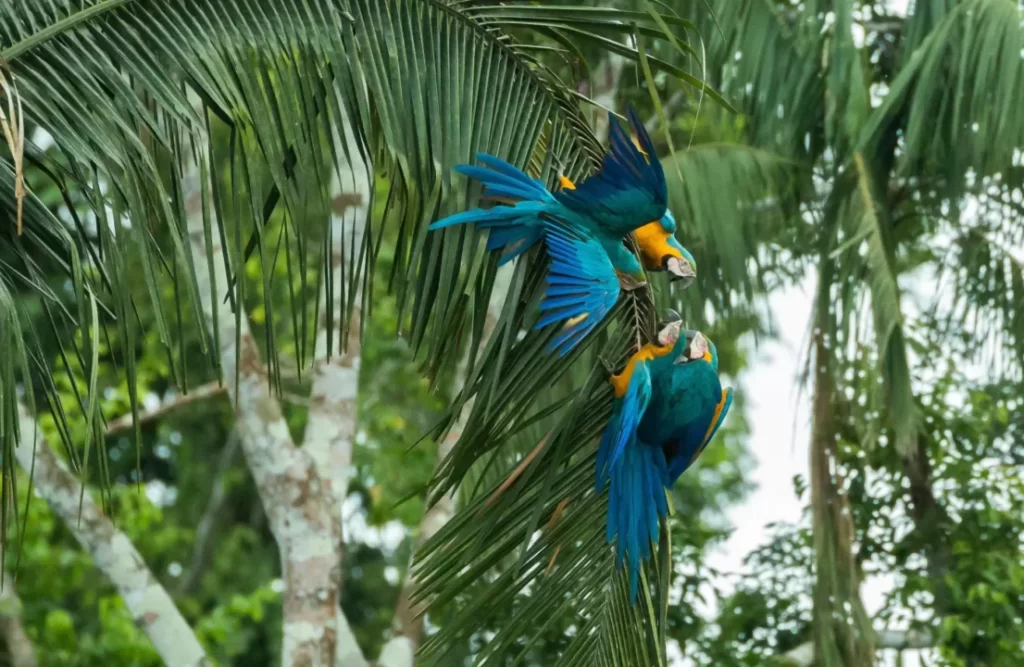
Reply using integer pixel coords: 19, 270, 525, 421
185, 128, 341, 667
302, 113, 372, 667
13, 405, 208, 667
0, 574, 38, 667
809, 311, 875, 667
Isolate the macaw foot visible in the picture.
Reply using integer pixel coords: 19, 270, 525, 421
617, 273, 647, 292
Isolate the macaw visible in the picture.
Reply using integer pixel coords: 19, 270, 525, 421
595, 316, 733, 600
430, 106, 696, 355
558, 177, 696, 290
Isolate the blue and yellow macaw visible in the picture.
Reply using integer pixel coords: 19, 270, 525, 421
595, 317, 733, 600
429, 106, 696, 355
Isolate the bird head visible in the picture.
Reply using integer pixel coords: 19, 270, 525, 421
633, 210, 696, 288
673, 330, 717, 368
655, 309, 683, 347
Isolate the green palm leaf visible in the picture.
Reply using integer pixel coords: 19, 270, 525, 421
860, 0, 1024, 192
0, 0, 728, 662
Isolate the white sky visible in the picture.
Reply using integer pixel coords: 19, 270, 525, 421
705, 270, 930, 666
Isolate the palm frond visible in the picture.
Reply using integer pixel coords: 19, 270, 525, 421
860, 0, 1024, 195
682, 0, 825, 158
0, 1, 726, 660
661, 143, 804, 318
413, 319, 668, 666
0, 0, 710, 490
942, 198, 1024, 381
825, 155, 918, 457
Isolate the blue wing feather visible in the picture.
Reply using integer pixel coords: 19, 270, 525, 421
596, 360, 672, 601
537, 221, 620, 356
552, 105, 667, 236
596, 363, 652, 490
430, 154, 557, 264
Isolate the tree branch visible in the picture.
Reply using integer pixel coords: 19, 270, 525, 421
13, 404, 208, 667
184, 119, 340, 667
301, 111, 372, 667
176, 429, 242, 596
104, 382, 226, 436
0, 573, 38, 667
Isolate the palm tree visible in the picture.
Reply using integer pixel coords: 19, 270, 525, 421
664, 0, 1024, 663
0, 2, 733, 666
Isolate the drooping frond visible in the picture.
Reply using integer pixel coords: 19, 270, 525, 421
413, 313, 671, 666
839, 154, 918, 457
941, 191, 1024, 381
0, 0, 715, 543
860, 0, 1024, 195
682, 0, 825, 158
661, 143, 803, 315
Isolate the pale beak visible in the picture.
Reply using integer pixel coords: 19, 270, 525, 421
675, 331, 708, 364
664, 256, 696, 289
656, 320, 682, 347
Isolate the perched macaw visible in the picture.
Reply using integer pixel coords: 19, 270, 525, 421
595, 317, 733, 600
430, 106, 695, 355
558, 177, 696, 289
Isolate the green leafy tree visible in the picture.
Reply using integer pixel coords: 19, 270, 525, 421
0, 2, 748, 667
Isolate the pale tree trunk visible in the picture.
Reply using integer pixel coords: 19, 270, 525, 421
302, 113, 372, 667
12, 404, 208, 667
809, 316, 875, 667
377, 264, 514, 667
184, 132, 341, 667
0, 573, 38, 667
783, 629, 933, 665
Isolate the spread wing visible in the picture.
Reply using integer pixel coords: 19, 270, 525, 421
536, 221, 621, 356
552, 105, 667, 236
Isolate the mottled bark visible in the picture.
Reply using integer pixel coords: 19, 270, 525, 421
302, 116, 371, 667
185, 146, 340, 667
0, 574, 37, 667
13, 405, 208, 667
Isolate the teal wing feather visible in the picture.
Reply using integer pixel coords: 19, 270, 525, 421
640, 364, 723, 485
595, 361, 671, 602
536, 220, 620, 356
596, 363, 652, 490
553, 106, 667, 236
430, 154, 554, 265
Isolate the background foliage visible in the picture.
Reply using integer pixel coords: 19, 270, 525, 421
2, 0, 1023, 665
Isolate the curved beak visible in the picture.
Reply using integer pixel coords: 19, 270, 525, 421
675, 331, 709, 364
664, 256, 696, 289
655, 310, 683, 347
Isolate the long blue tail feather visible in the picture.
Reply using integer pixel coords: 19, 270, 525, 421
603, 438, 669, 601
